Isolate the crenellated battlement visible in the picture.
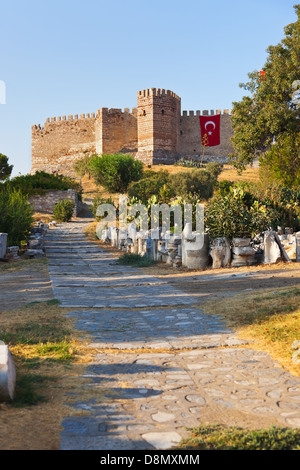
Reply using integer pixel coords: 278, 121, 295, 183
32, 107, 139, 129
138, 88, 181, 101
96, 107, 137, 116
32, 112, 97, 130
182, 109, 231, 117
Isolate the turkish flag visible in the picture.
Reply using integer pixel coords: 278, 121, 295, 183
199, 114, 220, 147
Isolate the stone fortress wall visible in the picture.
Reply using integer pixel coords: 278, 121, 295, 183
31, 88, 234, 176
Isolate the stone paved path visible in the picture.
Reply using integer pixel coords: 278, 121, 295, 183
44, 219, 300, 450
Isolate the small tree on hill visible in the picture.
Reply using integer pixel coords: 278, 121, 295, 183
89, 153, 144, 193
0, 154, 13, 181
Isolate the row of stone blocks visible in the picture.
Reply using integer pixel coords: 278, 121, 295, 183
99, 224, 300, 269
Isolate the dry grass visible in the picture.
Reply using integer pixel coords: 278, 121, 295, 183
32, 212, 54, 224
0, 300, 103, 450
217, 164, 259, 183
149, 163, 260, 183
202, 285, 300, 377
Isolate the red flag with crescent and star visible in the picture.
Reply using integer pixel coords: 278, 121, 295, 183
199, 114, 220, 147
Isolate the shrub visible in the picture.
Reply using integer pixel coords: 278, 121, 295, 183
175, 157, 204, 168
53, 199, 75, 223
128, 170, 172, 203
0, 186, 34, 245
89, 153, 144, 193
169, 169, 216, 200
3, 171, 82, 198
205, 187, 275, 239
205, 162, 223, 179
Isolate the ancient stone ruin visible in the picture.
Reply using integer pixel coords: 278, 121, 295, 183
99, 224, 300, 270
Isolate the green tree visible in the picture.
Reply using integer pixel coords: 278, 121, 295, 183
89, 153, 144, 193
229, 5, 300, 183
0, 186, 33, 245
0, 154, 13, 180
73, 152, 94, 178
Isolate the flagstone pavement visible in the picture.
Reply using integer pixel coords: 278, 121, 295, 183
44, 219, 300, 451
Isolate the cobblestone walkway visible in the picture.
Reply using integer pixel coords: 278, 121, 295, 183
44, 219, 300, 450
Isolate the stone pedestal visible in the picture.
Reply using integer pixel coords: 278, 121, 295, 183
264, 231, 281, 264
182, 224, 209, 270
166, 237, 181, 266
231, 238, 256, 267
0, 233, 8, 259
0, 342, 16, 402
6, 246, 19, 260
210, 237, 231, 269
157, 240, 168, 263
110, 228, 119, 248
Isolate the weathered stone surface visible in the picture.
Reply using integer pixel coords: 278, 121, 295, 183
182, 228, 209, 270
0, 343, 16, 402
0, 233, 8, 258
141, 432, 182, 450
264, 231, 281, 264
210, 237, 231, 269
25, 249, 45, 258
6, 246, 19, 260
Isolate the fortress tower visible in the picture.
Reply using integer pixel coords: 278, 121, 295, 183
137, 88, 181, 164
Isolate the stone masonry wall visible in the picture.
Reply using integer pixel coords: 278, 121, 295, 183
96, 108, 138, 155
179, 109, 234, 162
28, 189, 80, 216
31, 114, 97, 176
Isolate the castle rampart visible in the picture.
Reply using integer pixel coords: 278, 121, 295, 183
31, 89, 234, 176
179, 109, 233, 162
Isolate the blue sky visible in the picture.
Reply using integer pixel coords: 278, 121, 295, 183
0, 0, 298, 176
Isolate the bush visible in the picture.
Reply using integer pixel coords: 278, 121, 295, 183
205, 187, 275, 239
0, 186, 34, 245
127, 170, 172, 203
53, 199, 75, 223
175, 157, 205, 168
169, 169, 217, 200
205, 162, 223, 179
3, 171, 82, 198
221, 178, 300, 232
89, 153, 144, 193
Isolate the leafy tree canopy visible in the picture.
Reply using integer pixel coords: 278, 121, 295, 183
0, 154, 13, 181
230, 5, 300, 185
89, 153, 144, 193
